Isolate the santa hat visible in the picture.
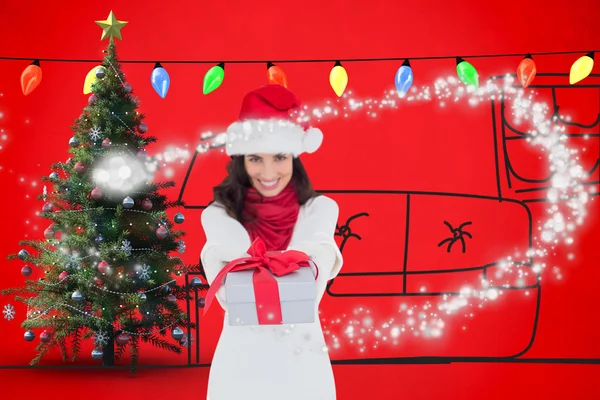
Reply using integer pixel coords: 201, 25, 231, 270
225, 84, 323, 157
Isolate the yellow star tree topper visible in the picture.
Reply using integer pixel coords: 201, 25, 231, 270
95, 11, 128, 41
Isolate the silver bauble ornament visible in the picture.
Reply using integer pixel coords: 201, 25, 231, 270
190, 277, 203, 288
92, 348, 103, 360
95, 234, 104, 243
18, 249, 30, 260
69, 137, 79, 148
49, 172, 59, 181
139, 293, 147, 302
42, 203, 54, 213
71, 290, 84, 302
174, 212, 185, 224
95, 68, 105, 79
171, 327, 184, 341
24, 330, 35, 342
123, 196, 135, 209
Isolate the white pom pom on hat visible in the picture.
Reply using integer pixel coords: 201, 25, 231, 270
225, 84, 323, 157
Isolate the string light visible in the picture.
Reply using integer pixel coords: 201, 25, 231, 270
203, 62, 225, 94
20, 60, 42, 96
455, 57, 479, 88
267, 62, 288, 87
329, 61, 348, 97
151, 62, 170, 98
569, 51, 595, 84
517, 54, 536, 88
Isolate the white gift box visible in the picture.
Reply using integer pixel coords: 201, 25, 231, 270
224, 266, 317, 326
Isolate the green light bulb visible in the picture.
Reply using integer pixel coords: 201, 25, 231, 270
203, 63, 225, 95
456, 57, 479, 88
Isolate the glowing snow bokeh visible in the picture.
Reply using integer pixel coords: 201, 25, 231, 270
193, 73, 594, 354
92, 154, 154, 193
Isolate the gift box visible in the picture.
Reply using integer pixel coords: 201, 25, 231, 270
224, 266, 317, 326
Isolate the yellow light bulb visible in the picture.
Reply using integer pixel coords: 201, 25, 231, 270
329, 61, 348, 97
569, 52, 594, 84
83, 65, 106, 94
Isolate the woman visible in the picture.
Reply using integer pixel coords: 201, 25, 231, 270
200, 84, 343, 400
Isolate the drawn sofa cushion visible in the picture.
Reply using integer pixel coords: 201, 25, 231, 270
327, 192, 535, 295
497, 81, 600, 198
320, 192, 539, 358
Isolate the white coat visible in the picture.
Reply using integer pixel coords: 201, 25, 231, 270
200, 195, 343, 400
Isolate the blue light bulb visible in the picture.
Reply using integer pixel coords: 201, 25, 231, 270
394, 59, 413, 98
151, 62, 170, 98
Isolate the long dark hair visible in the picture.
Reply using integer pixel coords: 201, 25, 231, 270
211, 156, 320, 222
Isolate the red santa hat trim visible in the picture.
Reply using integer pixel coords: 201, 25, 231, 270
225, 84, 323, 157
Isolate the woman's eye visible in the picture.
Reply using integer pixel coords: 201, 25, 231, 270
276, 156, 286, 161
250, 158, 260, 162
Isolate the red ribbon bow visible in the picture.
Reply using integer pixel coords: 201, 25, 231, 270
203, 237, 318, 325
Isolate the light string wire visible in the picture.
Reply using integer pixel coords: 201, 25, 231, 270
0, 49, 598, 64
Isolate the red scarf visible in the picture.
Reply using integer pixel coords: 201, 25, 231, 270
242, 183, 300, 251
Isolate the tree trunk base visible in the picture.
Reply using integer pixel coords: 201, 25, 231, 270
102, 335, 115, 366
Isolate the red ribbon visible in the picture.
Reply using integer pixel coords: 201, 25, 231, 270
203, 237, 318, 325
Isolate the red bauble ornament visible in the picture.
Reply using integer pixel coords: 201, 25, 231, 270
40, 330, 52, 343
116, 333, 130, 346
88, 94, 98, 106
156, 226, 168, 239
98, 260, 109, 274
59, 271, 69, 281
66, 158, 73, 165
166, 294, 177, 302
75, 226, 85, 234
102, 138, 112, 149
142, 198, 153, 211
91, 187, 103, 200
73, 162, 85, 173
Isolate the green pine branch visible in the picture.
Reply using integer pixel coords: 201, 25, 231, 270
71, 327, 81, 362
140, 334, 182, 354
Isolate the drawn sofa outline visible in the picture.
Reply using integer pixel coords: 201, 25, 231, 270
319, 189, 540, 360
490, 72, 600, 203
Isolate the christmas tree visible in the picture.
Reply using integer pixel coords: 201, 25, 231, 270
2, 13, 193, 368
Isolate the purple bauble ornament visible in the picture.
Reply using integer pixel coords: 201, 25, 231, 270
91, 187, 103, 200
137, 123, 148, 134
40, 330, 52, 343
156, 226, 168, 239
21, 265, 32, 277
122, 82, 132, 93
88, 95, 98, 106
73, 162, 85, 173
42, 203, 54, 213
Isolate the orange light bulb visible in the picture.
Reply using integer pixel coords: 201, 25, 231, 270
517, 54, 537, 88
21, 60, 42, 95
267, 62, 288, 88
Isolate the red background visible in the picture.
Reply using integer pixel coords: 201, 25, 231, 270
1, 0, 599, 398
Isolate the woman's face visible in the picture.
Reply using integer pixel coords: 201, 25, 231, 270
244, 153, 293, 197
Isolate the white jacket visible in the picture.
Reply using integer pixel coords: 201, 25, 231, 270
200, 195, 343, 400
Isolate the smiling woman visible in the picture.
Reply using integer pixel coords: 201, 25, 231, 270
200, 84, 343, 400
244, 153, 293, 196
